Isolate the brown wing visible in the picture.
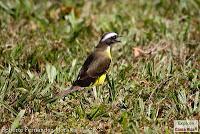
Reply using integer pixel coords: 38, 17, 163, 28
76, 53, 94, 80
87, 54, 111, 77
73, 52, 111, 87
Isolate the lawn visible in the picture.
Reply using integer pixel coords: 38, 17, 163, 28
0, 0, 199, 133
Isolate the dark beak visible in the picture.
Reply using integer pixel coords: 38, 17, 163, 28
115, 36, 122, 42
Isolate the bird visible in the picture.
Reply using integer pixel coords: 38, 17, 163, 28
59, 32, 121, 97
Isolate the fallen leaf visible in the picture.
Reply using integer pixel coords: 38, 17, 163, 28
132, 47, 146, 58
132, 41, 171, 59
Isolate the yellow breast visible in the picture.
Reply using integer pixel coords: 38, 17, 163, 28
93, 73, 107, 86
105, 46, 111, 59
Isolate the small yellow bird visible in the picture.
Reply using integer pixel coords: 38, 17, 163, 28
60, 32, 121, 96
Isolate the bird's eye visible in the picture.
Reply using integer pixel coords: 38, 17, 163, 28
112, 36, 117, 39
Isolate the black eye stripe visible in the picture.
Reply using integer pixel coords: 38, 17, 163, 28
112, 36, 117, 39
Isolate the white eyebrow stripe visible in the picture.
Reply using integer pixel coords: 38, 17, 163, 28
101, 32, 117, 42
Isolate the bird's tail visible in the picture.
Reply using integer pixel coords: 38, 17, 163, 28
58, 86, 83, 98
46, 86, 83, 103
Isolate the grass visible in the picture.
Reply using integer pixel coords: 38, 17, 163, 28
0, 0, 200, 133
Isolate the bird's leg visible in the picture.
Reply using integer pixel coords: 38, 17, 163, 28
98, 85, 104, 103
93, 86, 98, 101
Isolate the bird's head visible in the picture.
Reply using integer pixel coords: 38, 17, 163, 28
99, 32, 121, 45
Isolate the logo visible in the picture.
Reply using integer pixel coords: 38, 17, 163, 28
174, 120, 198, 132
